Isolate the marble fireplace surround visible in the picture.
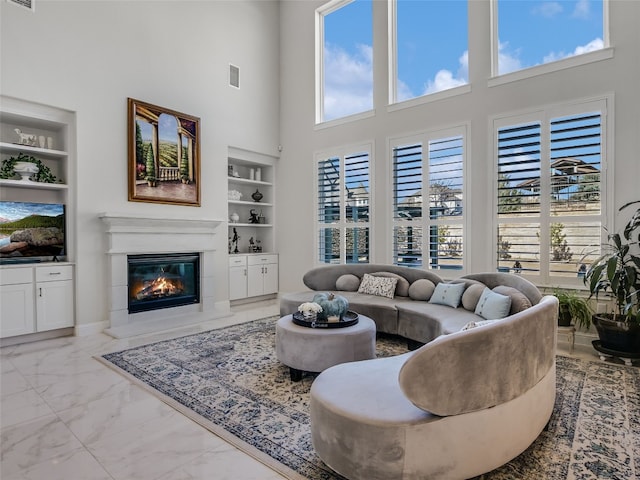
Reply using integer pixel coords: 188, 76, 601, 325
100, 213, 229, 338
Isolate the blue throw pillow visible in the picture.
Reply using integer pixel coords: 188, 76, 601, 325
428, 282, 466, 308
474, 287, 512, 320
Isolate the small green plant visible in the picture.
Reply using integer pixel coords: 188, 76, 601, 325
0, 153, 60, 183
553, 288, 593, 329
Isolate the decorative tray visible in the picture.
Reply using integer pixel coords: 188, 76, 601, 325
292, 310, 359, 329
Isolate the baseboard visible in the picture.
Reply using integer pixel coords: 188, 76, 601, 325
75, 320, 109, 337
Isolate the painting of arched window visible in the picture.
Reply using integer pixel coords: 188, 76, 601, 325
128, 98, 200, 206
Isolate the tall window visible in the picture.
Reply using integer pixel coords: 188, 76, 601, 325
392, 129, 465, 270
390, 0, 468, 103
317, 147, 371, 264
495, 100, 606, 282
494, 0, 605, 76
317, 0, 373, 123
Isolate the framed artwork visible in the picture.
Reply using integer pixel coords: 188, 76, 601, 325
128, 98, 201, 206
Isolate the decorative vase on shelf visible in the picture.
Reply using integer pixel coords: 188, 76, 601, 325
251, 189, 263, 202
229, 212, 240, 223
13, 161, 39, 181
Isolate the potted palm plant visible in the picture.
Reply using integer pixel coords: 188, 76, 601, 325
583, 200, 640, 355
553, 288, 593, 329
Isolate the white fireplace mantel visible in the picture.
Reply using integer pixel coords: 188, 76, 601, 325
99, 213, 229, 338
100, 213, 223, 254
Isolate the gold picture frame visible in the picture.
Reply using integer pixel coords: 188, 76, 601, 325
128, 98, 201, 206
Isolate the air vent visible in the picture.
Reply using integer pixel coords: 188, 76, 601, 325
229, 64, 240, 89
7, 0, 35, 11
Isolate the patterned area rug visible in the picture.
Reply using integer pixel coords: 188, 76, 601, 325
99, 316, 640, 480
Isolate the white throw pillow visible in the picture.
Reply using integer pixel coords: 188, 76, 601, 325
357, 273, 398, 299
474, 287, 512, 320
428, 282, 466, 308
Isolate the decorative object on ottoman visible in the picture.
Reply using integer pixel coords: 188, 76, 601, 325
298, 301, 323, 321
312, 292, 349, 321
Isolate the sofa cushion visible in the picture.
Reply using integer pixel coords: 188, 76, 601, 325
408, 279, 436, 301
493, 285, 533, 315
358, 273, 397, 299
336, 274, 361, 292
461, 283, 486, 311
371, 272, 410, 297
429, 282, 465, 308
461, 318, 501, 330
475, 287, 512, 320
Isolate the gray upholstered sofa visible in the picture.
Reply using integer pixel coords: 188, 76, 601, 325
279, 264, 543, 348
310, 294, 558, 479
280, 264, 558, 479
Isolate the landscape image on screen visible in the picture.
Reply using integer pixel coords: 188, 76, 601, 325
0, 202, 65, 260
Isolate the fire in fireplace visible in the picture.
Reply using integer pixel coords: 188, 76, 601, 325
128, 253, 200, 314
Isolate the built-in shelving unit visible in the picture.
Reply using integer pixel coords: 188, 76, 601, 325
0, 96, 76, 343
227, 146, 278, 302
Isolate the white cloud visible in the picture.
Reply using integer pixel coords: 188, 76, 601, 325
497, 41, 523, 75
572, 0, 591, 19
422, 50, 469, 95
543, 37, 604, 63
533, 1, 563, 18
323, 43, 373, 121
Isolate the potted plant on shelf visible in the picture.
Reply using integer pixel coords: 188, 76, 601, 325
583, 200, 640, 355
553, 288, 593, 329
0, 153, 60, 183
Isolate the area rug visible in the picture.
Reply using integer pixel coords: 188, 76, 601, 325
99, 316, 640, 480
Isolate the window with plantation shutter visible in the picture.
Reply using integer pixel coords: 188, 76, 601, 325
495, 101, 606, 283
391, 128, 465, 270
316, 147, 371, 264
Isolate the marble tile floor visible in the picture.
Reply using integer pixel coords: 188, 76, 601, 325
1, 299, 633, 480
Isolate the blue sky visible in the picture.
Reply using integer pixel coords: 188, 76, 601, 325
323, 0, 603, 120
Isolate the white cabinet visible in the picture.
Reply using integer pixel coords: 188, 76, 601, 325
0, 264, 74, 338
35, 265, 74, 331
0, 268, 35, 337
229, 254, 278, 301
229, 256, 248, 301
247, 254, 278, 297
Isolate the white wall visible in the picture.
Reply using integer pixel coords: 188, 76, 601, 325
277, 0, 640, 292
1, 1, 281, 329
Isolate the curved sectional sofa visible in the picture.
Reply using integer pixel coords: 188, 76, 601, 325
279, 264, 559, 480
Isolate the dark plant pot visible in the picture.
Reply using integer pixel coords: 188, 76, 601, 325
558, 305, 572, 327
592, 314, 640, 354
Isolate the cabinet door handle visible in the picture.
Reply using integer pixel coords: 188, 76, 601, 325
244, 269, 247, 276
39, 288, 43, 297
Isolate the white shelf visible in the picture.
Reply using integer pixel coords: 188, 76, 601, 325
0, 142, 68, 159
0, 178, 68, 190
229, 223, 273, 227
228, 200, 273, 207
228, 176, 272, 187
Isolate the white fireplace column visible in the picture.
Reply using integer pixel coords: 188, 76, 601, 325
99, 213, 228, 338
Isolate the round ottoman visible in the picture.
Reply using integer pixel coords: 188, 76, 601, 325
275, 314, 376, 381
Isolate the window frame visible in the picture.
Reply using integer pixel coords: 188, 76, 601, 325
387, 0, 471, 110
389, 125, 468, 273
490, 0, 612, 85
314, 142, 374, 265
491, 96, 614, 287
315, 0, 374, 126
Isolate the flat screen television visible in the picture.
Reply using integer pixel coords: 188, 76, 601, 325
0, 201, 66, 263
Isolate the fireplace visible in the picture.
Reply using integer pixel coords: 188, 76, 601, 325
100, 213, 227, 338
128, 253, 200, 314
